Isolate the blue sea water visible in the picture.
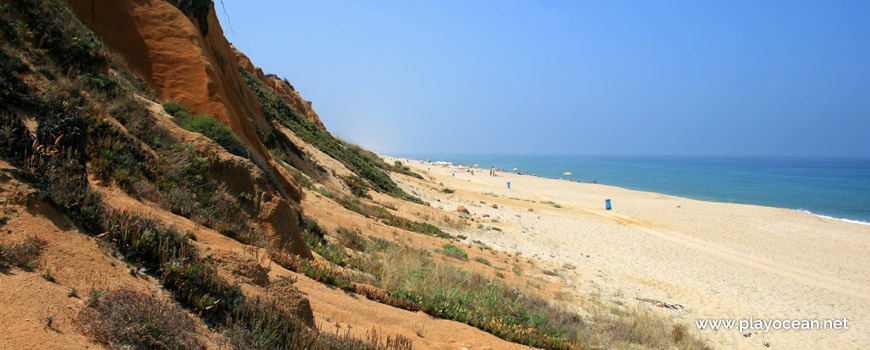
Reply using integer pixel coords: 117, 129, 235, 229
392, 154, 870, 224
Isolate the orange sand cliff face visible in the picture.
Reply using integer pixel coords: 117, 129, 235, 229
67, 0, 270, 157
235, 47, 326, 130
66, 0, 311, 257
67, 0, 305, 204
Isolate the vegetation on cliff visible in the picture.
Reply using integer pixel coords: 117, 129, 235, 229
0, 1, 409, 348
238, 65, 422, 203
163, 101, 248, 157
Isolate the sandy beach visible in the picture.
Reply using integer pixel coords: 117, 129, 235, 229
386, 156, 870, 350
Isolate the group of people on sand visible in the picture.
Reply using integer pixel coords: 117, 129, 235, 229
414, 159, 599, 183
567, 179, 597, 184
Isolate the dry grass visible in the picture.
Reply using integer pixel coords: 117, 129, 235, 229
336, 226, 367, 252
0, 235, 48, 270
369, 240, 709, 349
77, 289, 204, 350
597, 306, 710, 350
566, 295, 711, 350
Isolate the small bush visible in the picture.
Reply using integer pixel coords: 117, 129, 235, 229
301, 219, 348, 267
161, 101, 188, 117
588, 306, 711, 350
344, 175, 371, 199
367, 236, 397, 251
386, 160, 422, 180
162, 102, 248, 157
337, 197, 453, 239
441, 188, 454, 194
0, 235, 48, 269
312, 187, 332, 198
285, 165, 312, 189
77, 289, 204, 350
440, 243, 468, 260
336, 226, 367, 252
473, 257, 491, 265
383, 216, 452, 239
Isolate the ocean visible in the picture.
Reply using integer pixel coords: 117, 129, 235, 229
392, 154, 870, 224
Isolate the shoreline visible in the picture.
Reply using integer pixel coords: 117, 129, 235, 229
796, 209, 870, 226
385, 155, 870, 350
390, 155, 870, 226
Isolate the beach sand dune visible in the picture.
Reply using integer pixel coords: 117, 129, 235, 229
391, 157, 870, 350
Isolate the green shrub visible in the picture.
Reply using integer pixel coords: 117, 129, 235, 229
336, 197, 453, 239
440, 243, 468, 260
161, 101, 188, 117
344, 175, 371, 199
283, 165, 312, 189
312, 187, 332, 198
300, 218, 348, 267
441, 188, 455, 194
163, 102, 248, 157
473, 257, 491, 265
383, 214, 452, 239
367, 235, 397, 252
386, 160, 423, 179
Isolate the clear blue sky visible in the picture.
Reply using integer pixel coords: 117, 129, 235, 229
222, 1, 870, 157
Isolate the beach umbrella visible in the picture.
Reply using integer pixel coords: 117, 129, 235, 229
563, 172, 573, 176
474, 164, 479, 167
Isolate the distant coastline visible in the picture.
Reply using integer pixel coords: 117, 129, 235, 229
390, 154, 870, 223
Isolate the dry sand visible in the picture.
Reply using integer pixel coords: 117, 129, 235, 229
387, 157, 870, 350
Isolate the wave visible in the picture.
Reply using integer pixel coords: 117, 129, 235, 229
797, 209, 870, 226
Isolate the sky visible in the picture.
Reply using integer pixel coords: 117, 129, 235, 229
222, 1, 870, 157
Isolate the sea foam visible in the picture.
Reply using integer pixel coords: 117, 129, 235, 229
797, 209, 870, 226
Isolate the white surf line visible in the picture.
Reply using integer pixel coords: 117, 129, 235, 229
797, 209, 870, 226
